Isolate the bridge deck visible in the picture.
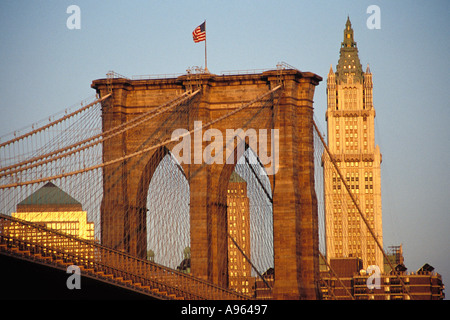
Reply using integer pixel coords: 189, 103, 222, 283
0, 214, 250, 300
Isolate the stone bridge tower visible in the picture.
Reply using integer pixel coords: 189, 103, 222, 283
92, 68, 322, 299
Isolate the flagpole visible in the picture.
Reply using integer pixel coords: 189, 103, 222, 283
205, 37, 207, 71
204, 20, 208, 72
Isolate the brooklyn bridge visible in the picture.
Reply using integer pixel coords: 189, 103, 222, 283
0, 64, 409, 300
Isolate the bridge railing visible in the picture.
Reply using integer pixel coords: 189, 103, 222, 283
0, 214, 249, 300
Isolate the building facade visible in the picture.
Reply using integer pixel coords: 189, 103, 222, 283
320, 257, 445, 300
6, 182, 94, 255
227, 171, 253, 295
323, 17, 384, 271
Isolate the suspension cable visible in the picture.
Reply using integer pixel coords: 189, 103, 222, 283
0, 94, 111, 149
0, 86, 281, 190
313, 119, 413, 300
0, 91, 197, 176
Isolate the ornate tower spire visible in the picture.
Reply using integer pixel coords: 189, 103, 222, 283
343, 16, 356, 48
336, 17, 363, 83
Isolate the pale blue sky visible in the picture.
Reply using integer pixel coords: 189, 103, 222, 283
0, 0, 449, 295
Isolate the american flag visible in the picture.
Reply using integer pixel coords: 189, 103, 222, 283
192, 22, 206, 43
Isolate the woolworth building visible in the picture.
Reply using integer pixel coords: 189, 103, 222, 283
323, 17, 384, 272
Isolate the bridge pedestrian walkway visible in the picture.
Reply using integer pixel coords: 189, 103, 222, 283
0, 214, 249, 300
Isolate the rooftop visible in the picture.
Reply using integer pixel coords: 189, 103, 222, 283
229, 171, 246, 183
17, 182, 82, 212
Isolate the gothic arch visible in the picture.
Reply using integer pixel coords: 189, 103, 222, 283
135, 146, 190, 267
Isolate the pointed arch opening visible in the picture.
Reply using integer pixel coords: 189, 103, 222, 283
219, 143, 274, 297
139, 147, 190, 269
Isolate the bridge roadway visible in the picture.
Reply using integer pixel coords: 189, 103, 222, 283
0, 214, 251, 300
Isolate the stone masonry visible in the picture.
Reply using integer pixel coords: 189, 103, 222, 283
91, 69, 322, 299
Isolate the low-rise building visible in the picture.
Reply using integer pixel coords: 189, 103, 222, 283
320, 255, 445, 300
4, 182, 95, 259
